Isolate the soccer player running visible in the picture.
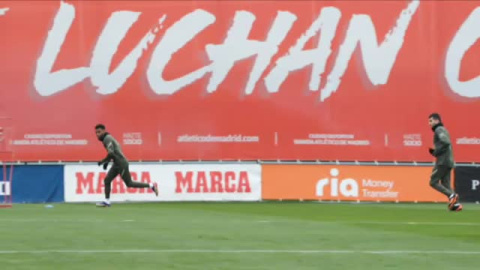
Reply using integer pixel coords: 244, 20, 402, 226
427, 113, 461, 211
95, 124, 158, 207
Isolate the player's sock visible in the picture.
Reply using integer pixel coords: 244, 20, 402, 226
151, 183, 159, 196
106, 199, 110, 204
448, 193, 459, 209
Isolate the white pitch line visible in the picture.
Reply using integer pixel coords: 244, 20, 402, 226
253, 220, 480, 226
0, 219, 479, 226
0, 249, 479, 255
0, 219, 109, 223
355, 221, 480, 226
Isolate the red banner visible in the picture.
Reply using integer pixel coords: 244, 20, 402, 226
0, 0, 480, 162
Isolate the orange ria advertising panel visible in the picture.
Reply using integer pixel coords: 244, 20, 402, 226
262, 165, 449, 202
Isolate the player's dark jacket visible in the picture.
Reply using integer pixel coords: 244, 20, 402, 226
431, 123, 454, 168
100, 133, 128, 167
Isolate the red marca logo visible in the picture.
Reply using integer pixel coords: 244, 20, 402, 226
75, 171, 154, 194
175, 171, 252, 193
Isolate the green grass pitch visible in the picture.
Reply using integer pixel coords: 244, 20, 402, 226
0, 202, 479, 270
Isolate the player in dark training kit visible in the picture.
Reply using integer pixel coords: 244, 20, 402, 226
95, 124, 158, 207
427, 113, 462, 211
